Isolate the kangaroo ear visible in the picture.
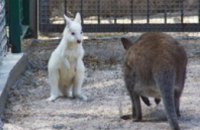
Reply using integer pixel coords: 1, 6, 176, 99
74, 12, 81, 24
64, 14, 72, 25
121, 38, 133, 50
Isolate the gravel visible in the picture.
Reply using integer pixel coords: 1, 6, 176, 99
2, 37, 200, 130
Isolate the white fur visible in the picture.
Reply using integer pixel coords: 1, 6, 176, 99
47, 13, 87, 101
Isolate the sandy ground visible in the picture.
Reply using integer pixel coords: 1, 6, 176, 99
2, 36, 200, 130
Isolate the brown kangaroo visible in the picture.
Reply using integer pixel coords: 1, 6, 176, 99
121, 32, 187, 130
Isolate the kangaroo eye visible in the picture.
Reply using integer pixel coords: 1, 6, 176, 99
71, 32, 75, 35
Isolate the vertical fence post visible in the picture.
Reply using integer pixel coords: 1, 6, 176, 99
198, 0, 200, 23
130, 0, 134, 24
30, 0, 38, 38
64, 0, 67, 15
164, 0, 167, 24
179, 0, 184, 23
147, 0, 150, 24
97, 0, 100, 25
80, 0, 84, 24
113, 0, 117, 24
8, 0, 21, 53
22, 0, 29, 25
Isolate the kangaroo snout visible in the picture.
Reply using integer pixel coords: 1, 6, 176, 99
121, 32, 187, 130
77, 40, 81, 44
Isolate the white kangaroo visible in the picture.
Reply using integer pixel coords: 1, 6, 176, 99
47, 13, 87, 101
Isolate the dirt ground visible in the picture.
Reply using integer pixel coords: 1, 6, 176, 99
2, 35, 200, 130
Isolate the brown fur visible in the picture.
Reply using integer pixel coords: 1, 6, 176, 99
121, 32, 187, 130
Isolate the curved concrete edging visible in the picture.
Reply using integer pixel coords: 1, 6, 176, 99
0, 53, 27, 115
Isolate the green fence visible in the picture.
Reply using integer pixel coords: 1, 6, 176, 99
0, 0, 7, 63
8, 0, 32, 53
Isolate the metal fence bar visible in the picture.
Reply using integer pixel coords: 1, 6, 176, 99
64, 0, 67, 15
80, 0, 83, 24
40, 23, 200, 33
147, 0, 150, 24
180, 0, 184, 23
131, 0, 134, 24
113, 0, 117, 24
83, 24, 200, 32
164, 0, 167, 24
199, 0, 200, 23
97, 0, 100, 24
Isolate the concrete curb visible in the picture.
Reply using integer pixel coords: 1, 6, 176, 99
0, 53, 27, 115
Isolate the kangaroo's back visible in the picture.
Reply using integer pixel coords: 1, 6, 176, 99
124, 32, 187, 86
